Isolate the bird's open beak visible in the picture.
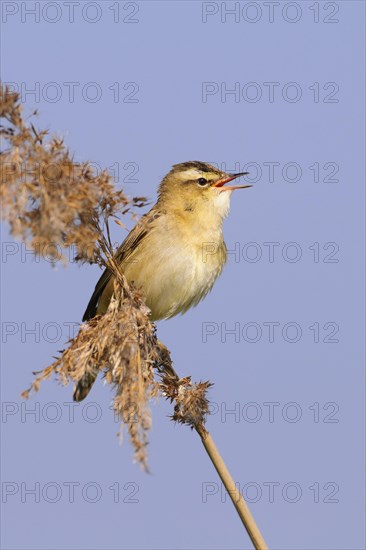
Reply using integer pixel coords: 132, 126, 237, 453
212, 172, 252, 191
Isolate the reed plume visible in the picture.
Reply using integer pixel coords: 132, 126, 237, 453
0, 85, 267, 548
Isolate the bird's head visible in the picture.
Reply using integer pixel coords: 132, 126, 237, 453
158, 161, 251, 219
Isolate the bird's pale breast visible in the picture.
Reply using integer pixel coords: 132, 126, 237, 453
125, 216, 226, 320
98, 213, 227, 321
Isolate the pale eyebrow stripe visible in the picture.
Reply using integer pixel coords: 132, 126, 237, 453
179, 169, 217, 180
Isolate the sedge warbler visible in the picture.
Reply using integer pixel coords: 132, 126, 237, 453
74, 161, 251, 400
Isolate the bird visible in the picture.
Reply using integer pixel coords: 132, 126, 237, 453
73, 161, 251, 401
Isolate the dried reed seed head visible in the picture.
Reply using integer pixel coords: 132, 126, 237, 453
170, 377, 213, 429
0, 85, 147, 265
22, 281, 159, 469
2, 85, 214, 469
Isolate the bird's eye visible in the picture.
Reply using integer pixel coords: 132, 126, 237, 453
197, 177, 208, 186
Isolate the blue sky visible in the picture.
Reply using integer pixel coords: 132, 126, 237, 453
1, 1, 365, 549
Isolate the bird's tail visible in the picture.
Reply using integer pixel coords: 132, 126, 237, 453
73, 366, 99, 402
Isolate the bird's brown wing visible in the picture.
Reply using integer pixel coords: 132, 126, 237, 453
82, 207, 162, 321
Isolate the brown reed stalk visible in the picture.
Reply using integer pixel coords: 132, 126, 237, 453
196, 427, 268, 550
0, 84, 267, 548
157, 347, 268, 549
